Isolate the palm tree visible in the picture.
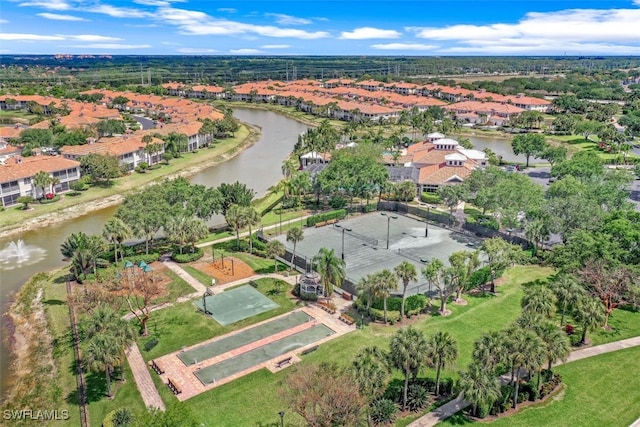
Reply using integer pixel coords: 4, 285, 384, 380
312, 247, 346, 297
551, 274, 585, 326
459, 363, 501, 417
102, 217, 132, 263
281, 157, 298, 179
534, 321, 571, 371
351, 346, 390, 424
265, 240, 285, 273
286, 226, 304, 271
427, 331, 458, 396
504, 329, 545, 409
225, 204, 248, 250
521, 284, 557, 319
85, 234, 108, 277
472, 331, 505, 373
372, 269, 398, 324
573, 296, 606, 346
244, 206, 260, 254
389, 327, 429, 411
32, 170, 52, 199
357, 274, 377, 316
85, 334, 121, 397
394, 261, 417, 320
184, 217, 209, 253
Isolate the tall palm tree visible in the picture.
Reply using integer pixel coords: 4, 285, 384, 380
394, 261, 417, 320
357, 274, 376, 316
459, 363, 501, 417
427, 331, 458, 396
281, 157, 298, 179
504, 328, 545, 409
372, 269, 398, 324
551, 274, 585, 326
389, 327, 429, 411
265, 240, 285, 273
521, 284, 558, 319
225, 204, 248, 250
32, 170, 52, 199
573, 296, 606, 346
85, 234, 108, 277
102, 217, 132, 263
85, 334, 121, 397
312, 247, 346, 297
351, 346, 390, 424
184, 216, 209, 253
244, 206, 260, 254
534, 321, 571, 371
472, 331, 505, 374
286, 226, 304, 271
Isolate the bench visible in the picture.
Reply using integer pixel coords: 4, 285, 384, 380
167, 378, 182, 395
275, 357, 293, 369
326, 218, 338, 225
301, 345, 319, 355
315, 221, 327, 228
148, 359, 164, 375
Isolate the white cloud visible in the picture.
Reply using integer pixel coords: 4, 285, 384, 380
261, 44, 291, 49
265, 13, 311, 26
217, 8, 236, 13
177, 47, 218, 54
155, 7, 330, 39
340, 27, 401, 40
19, 0, 70, 11
133, 0, 170, 6
0, 19, 9, 24
0, 33, 65, 41
86, 4, 152, 18
371, 43, 438, 51
67, 43, 152, 49
230, 48, 263, 54
161, 41, 180, 45
37, 13, 88, 21
409, 7, 640, 54
64, 34, 121, 42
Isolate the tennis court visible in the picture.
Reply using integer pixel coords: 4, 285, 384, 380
194, 324, 334, 385
193, 284, 279, 326
273, 212, 482, 296
177, 311, 312, 366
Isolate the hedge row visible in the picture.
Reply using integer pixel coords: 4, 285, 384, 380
121, 253, 160, 265
172, 247, 204, 263
306, 209, 347, 227
420, 192, 442, 204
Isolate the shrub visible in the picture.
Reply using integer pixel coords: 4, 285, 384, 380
370, 398, 397, 425
565, 324, 575, 335
475, 401, 491, 418
420, 192, 442, 204
70, 181, 89, 191
406, 384, 430, 411
172, 247, 204, 263
306, 209, 347, 226
39, 194, 60, 204
45, 192, 54, 199
329, 195, 346, 209
369, 307, 401, 324
382, 379, 403, 403
122, 253, 160, 265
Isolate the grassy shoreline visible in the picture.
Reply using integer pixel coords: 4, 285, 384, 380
0, 124, 258, 239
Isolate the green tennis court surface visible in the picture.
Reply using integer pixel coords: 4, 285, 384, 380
193, 284, 279, 326
195, 324, 334, 385
178, 311, 312, 366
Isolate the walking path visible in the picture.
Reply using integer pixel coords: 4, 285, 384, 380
125, 343, 166, 411
408, 336, 640, 427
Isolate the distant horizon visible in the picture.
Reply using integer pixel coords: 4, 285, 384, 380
1, 0, 639, 56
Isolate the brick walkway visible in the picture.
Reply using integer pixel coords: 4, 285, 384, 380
408, 335, 640, 427
125, 343, 165, 411
151, 304, 354, 401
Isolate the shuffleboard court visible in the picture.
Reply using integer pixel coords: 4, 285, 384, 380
193, 284, 279, 326
177, 311, 312, 366
195, 324, 334, 385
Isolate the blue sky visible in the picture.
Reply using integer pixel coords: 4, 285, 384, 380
1, 0, 640, 55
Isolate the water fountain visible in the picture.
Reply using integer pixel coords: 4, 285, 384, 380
0, 240, 47, 271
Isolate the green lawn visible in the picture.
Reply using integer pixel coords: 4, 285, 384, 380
440, 346, 640, 427
138, 277, 299, 362
146, 265, 552, 426
181, 265, 214, 287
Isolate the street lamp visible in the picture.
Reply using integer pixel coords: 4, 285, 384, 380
335, 224, 352, 260
380, 212, 398, 250
279, 208, 283, 234
425, 206, 430, 238
279, 411, 285, 427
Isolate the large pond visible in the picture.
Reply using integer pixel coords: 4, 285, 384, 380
0, 108, 309, 401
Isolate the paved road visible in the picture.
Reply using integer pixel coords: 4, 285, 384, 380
408, 336, 640, 427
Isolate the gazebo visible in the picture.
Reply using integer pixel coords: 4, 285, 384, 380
299, 272, 323, 296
